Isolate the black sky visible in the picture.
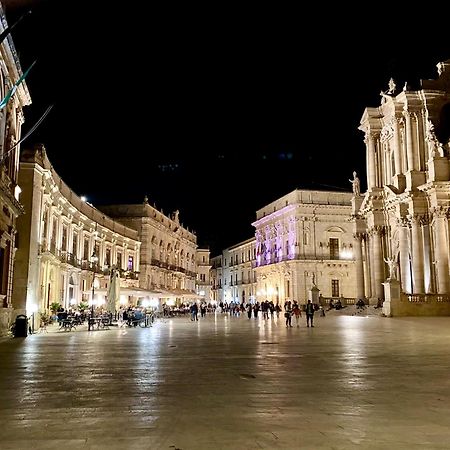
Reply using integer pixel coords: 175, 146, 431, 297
3, 1, 450, 255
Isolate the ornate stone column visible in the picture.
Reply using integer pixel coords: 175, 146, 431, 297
362, 235, 371, 299
371, 226, 385, 300
404, 110, 418, 171
392, 118, 402, 175
433, 208, 450, 294
353, 232, 365, 300
420, 216, 433, 293
399, 218, 412, 293
366, 134, 377, 189
410, 215, 425, 294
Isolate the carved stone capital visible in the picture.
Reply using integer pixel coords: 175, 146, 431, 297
368, 225, 385, 236
431, 206, 450, 219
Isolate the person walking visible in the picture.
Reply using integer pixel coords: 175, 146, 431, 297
190, 302, 198, 321
284, 301, 293, 327
292, 301, 302, 327
305, 300, 315, 327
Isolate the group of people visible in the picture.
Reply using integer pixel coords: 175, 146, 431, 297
182, 299, 321, 328
283, 300, 316, 327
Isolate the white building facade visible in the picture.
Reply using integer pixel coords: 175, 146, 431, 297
196, 248, 211, 303
99, 202, 198, 306
0, 6, 32, 335
356, 59, 450, 315
13, 146, 141, 330
253, 189, 356, 307
220, 238, 257, 306
210, 254, 223, 304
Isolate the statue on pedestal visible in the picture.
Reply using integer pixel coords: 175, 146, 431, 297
384, 257, 398, 281
349, 171, 360, 196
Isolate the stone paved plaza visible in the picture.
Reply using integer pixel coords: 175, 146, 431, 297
1, 311, 450, 449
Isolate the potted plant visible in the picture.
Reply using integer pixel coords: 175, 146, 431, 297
78, 302, 88, 313
49, 302, 61, 321
39, 311, 51, 329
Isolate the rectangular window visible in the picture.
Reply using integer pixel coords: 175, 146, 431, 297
72, 233, 78, 257
51, 218, 58, 246
83, 238, 89, 260
0, 245, 6, 296
128, 256, 134, 271
105, 248, 111, 267
202, 256, 205, 262
61, 226, 67, 251
329, 238, 339, 259
286, 279, 290, 298
331, 279, 340, 297
42, 208, 48, 241
117, 252, 122, 269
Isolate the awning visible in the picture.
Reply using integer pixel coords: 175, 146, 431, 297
83, 287, 167, 298
159, 288, 202, 299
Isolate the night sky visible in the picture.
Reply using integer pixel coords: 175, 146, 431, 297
3, 1, 450, 255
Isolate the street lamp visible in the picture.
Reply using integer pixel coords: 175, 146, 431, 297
90, 250, 99, 317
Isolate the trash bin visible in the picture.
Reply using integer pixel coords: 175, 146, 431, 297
14, 314, 28, 337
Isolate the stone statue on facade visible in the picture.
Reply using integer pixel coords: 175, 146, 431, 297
426, 120, 445, 157
384, 257, 398, 280
349, 171, 360, 196
387, 78, 396, 94
173, 209, 180, 224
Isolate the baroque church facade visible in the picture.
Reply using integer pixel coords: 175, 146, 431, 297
355, 59, 450, 315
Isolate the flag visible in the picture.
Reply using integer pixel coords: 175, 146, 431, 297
0, 10, 32, 45
0, 60, 36, 110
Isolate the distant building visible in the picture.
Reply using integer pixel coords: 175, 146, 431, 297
100, 201, 198, 307
0, 7, 32, 335
210, 254, 223, 304
253, 189, 356, 306
356, 59, 450, 315
13, 146, 142, 331
220, 238, 256, 306
196, 248, 211, 303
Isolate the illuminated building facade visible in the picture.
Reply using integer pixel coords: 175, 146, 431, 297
221, 238, 257, 305
100, 201, 198, 306
356, 59, 450, 315
196, 248, 211, 303
210, 254, 223, 304
253, 189, 356, 306
13, 146, 141, 331
0, 8, 32, 335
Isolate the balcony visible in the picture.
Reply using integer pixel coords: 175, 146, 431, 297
252, 253, 353, 268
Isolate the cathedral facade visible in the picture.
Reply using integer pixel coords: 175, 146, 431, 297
355, 60, 450, 315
